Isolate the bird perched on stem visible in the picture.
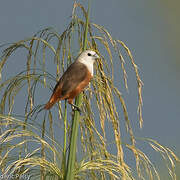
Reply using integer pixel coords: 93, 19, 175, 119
44, 50, 99, 112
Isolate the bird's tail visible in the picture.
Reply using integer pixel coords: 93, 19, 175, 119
44, 99, 55, 110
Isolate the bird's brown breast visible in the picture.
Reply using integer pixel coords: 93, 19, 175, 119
44, 61, 93, 109
67, 70, 92, 104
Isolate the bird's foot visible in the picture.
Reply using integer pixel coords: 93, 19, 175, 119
71, 103, 82, 114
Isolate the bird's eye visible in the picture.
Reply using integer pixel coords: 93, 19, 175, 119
87, 53, 91, 56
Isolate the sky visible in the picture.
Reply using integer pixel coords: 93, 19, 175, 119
0, 0, 180, 178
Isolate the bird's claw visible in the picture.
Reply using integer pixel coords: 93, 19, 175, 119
71, 104, 82, 114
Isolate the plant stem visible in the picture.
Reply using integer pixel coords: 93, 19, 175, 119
65, 2, 90, 180
62, 100, 67, 174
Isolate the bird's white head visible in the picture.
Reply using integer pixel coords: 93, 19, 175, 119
77, 50, 99, 75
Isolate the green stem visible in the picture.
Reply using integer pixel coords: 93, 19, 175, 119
62, 100, 67, 174
65, 2, 90, 180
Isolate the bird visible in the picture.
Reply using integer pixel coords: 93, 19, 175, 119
44, 50, 99, 111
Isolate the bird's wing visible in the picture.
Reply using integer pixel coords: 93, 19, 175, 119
53, 61, 88, 98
